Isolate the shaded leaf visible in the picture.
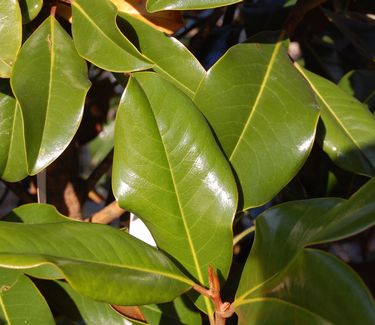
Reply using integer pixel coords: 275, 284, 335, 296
113, 72, 237, 315
0, 215, 192, 305
140, 296, 201, 325
0, 0, 22, 77
19, 0, 42, 23
112, 0, 183, 34
194, 40, 319, 210
54, 280, 129, 325
72, 0, 152, 72
234, 184, 375, 324
11, 16, 91, 175
146, 0, 243, 12
118, 12, 205, 97
0, 268, 54, 324
0, 81, 27, 182
235, 250, 375, 325
296, 65, 375, 176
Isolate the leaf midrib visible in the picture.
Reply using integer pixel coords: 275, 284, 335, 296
295, 64, 375, 169
0, 253, 193, 286
229, 39, 283, 161
132, 77, 214, 316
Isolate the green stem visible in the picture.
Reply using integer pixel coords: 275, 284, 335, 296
233, 226, 255, 246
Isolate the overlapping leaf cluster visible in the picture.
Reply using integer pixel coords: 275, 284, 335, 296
0, 0, 374, 324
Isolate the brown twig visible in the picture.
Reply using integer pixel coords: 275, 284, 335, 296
88, 201, 125, 224
192, 266, 235, 325
50, 4, 57, 17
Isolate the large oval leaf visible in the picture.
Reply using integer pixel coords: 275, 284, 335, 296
235, 250, 375, 325
113, 72, 237, 315
295, 64, 375, 176
11, 16, 91, 175
234, 180, 375, 324
0, 220, 192, 306
194, 40, 319, 210
72, 0, 152, 72
0, 268, 54, 325
0, 81, 27, 181
118, 12, 205, 97
146, 0, 242, 12
0, 0, 22, 77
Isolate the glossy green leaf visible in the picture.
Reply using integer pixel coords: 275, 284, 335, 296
19, 0, 42, 23
11, 16, 91, 175
141, 296, 201, 325
146, 0, 243, 12
235, 249, 375, 325
0, 268, 54, 325
295, 64, 375, 176
118, 13, 205, 97
0, 0, 22, 77
194, 40, 319, 210
0, 81, 28, 181
72, 0, 152, 72
53, 280, 129, 325
113, 72, 237, 315
234, 187, 375, 324
0, 220, 192, 305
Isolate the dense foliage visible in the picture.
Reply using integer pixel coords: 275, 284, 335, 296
0, 0, 374, 324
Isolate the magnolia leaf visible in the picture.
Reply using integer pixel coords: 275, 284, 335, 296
72, 0, 152, 72
0, 81, 28, 182
11, 16, 91, 175
113, 72, 237, 316
19, 0, 42, 23
0, 268, 54, 324
43, 281, 128, 325
0, 220, 192, 305
0, 0, 22, 77
234, 183, 375, 324
194, 40, 319, 210
118, 12, 205, 97
140, 296, 201, 325
295, 64, 375, 176
235, 250, 375, 325
112, 0, 183, 34
146, 0, 243, 12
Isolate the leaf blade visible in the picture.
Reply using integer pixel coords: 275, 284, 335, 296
195, 40, 319, 209
11, 16, 91, 174
72, 0, 152, 72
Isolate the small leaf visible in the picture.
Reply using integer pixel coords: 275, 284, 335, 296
113, 72, 237, 315
19, 0, 42, 23
194, 39, 319, 210
0, 80, 28, 182
146, 0, 242, 12
72, 0, 152, 72
0, 219, 192, 305
0, 268, 54, 324
295, 64, 375, 176
0, 0, 22, 77
112, 0, 183, 34
11, 16, 91, 175
118, 12, 205, 97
